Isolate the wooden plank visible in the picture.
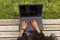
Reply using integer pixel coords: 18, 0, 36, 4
42, 31, 60, 36
0, 19, 20, 25
0, 31, 60, 37
0, 38, 17, 40
43, 25, 60, 30
0, 26, 19, 31
0, 37, 60, 40
0, 25, 60, 31
0, 19, 60, 25
0, 32, 18, 37
42, 19, 60, 24
57, 37, 60, 40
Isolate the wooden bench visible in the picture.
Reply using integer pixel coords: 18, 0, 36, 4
0, 19, 60, 40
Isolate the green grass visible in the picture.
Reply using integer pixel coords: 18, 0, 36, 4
0, 0, 60, 19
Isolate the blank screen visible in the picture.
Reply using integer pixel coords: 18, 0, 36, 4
19, 4, 43, 17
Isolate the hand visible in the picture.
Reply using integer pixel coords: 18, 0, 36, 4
31, 19, 41, 33
31, 19, 38, 28
21, 20, 27, 30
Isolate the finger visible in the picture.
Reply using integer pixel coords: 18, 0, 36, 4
25, 21, 27, 24
31, 20, 34, 23
25, 20, 28, 24
32, 19, 36, 23
31, 20, 33, 23
23, 20, 26, 23
25, 21, 26, 23
31, 19, 34, 22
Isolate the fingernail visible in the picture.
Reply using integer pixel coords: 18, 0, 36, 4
25, 21, 26, 23
32, 20, 34, 22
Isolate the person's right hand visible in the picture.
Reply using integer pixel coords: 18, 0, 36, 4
31, 19, 41, 33
31, 19, 38, 28
21, 20, 27, 30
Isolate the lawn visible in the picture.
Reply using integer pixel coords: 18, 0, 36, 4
0, 0, 60, 19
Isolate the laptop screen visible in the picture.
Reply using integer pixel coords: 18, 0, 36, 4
19, 4, 43, 17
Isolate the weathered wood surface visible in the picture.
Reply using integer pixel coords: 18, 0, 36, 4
0, 19, 20, 25
0, 31, 59, 37
0, 25, 60, 31
43, 25, 60, 30
43, 19, 60, 24
0, 19, 60, 25
0, 38, 17, 40
43, 31, 60, 36
0, 32, 18, 37
0, 26, 19, 31
0, 19, 59, 40
0, 37, 60, 40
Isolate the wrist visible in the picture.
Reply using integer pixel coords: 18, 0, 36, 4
20, 28, 25, 31
34, 27, 41, 33
19, 29, 24, 37
37, 30, 41, 33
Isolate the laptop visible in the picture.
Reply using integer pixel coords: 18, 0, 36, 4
19, 4, 43, 31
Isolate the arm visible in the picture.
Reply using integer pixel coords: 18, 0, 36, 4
31, 20, 41, 33
31, 20, 45, 40
18, 29, 24, 37
18, 20, 27, 37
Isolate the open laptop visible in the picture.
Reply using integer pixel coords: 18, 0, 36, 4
19, 4, 43, 31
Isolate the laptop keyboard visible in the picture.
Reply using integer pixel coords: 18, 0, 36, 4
20, 17, 43, 31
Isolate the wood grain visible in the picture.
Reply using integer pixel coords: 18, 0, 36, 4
0, 19, 60, 25
0, 31, 60, 37
0, 37, 60, 40
0, 26, 19, 31
43, 25, 60, 30
0, 25, 60, 31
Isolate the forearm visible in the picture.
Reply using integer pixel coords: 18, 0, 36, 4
34, 26, 41, 33
18, 29, 24, 37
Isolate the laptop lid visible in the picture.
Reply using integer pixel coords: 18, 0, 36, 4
19, 4, 43, 17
